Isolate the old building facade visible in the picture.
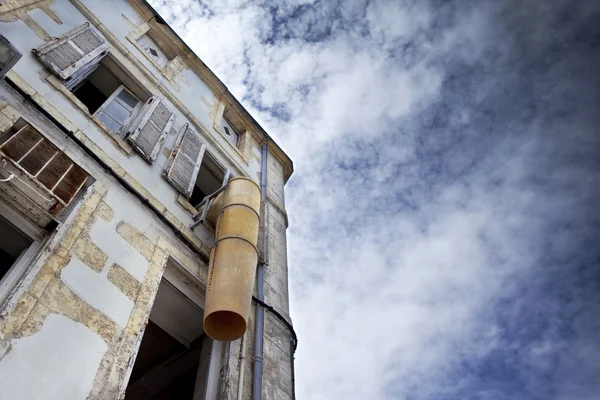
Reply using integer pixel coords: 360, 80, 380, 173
0, 1, 295, 399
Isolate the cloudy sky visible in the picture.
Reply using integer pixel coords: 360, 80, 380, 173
150, 0, 600, 398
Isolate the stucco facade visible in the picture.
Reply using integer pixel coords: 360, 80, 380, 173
0, 1, 294, 399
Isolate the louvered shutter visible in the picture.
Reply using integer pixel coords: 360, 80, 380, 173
32, 23, 108, 82
127, 96, 174, 163
163, 123, 205, 198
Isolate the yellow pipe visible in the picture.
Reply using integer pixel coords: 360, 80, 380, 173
203, 177, 261, 341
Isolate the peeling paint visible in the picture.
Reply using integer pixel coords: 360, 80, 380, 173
0, 0, 62, 41
61, 257, 133, 328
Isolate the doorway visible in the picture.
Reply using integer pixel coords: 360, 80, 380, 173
125, 272, 213, 399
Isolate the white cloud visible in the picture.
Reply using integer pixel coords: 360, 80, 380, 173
151, 0, 600, 399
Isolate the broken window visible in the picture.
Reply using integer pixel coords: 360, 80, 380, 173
70, 57, 149, 135
0, 118, 90, 304
34, 24, 175, 163
189, 154, 227, 206
0, 119, 89, 215
32, 23, 109, 86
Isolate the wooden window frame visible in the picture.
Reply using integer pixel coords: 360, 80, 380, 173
44, 53, 154, 155
94, 85, 143, 138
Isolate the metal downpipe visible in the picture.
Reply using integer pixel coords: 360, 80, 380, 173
252, 143, 268, 400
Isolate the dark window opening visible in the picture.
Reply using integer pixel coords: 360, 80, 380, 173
125, 321, 201, 400
73, 80, 107, 115
0, 216, 32, 281
72, 64, 123, 114
125, 277, 210, 400
190, 154, 226, 206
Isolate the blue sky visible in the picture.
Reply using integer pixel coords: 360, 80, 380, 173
150, 0, 600, 398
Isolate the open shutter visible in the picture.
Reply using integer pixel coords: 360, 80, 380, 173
127, 96, 174, 163
163, 123, 205, 198
32, 23, 108, 83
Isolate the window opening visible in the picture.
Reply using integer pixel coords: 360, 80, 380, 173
125, 276, 211, 400
190, 153, 226, 206
70, 57, 149, 136
0, 215, 33, 282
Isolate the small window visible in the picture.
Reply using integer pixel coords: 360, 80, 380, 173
71, 57, 149, 137
190, 154, 226, 206
137, 34, 172, 68
221, 117, 240, 148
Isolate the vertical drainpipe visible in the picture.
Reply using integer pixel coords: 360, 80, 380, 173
252, 142, 268, 400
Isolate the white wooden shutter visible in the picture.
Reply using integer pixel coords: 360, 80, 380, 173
163, 123, 205, 198
32, 23, 108, 82
127, 96, 174, 163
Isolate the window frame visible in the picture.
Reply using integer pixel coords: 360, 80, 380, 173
136, 33, 171, 69
44, 52, 153, 155
94, 85, 143, 138
221, 116, 240, 148
126, 20, 181, 81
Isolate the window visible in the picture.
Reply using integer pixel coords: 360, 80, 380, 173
0, 119, 88, 215
0, 205, 46, 305
34, 24, 176, 164
136, 33, 172, 69
163, 124, 230, 203
221, 117, 240, 148
190, 154, 227, 206
70, 58, 148, 137
128, 18, 179, 77
220, 108, 245, 149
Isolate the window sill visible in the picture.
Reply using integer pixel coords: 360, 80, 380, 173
45, 74, 133, 155
177, 193, 198, 215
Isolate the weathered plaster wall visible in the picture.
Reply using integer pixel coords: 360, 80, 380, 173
0, 90, 208, 399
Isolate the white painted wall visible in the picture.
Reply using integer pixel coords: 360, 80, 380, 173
0, 314, 108, 400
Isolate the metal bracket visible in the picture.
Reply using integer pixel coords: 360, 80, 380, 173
189, 184, 228, 230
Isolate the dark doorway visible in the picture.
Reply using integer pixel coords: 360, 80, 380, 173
125, 277, 209, 400
125, 321, 203, 399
